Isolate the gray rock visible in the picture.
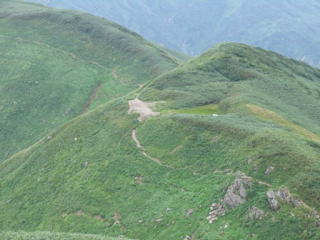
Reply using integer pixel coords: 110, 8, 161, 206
267, 190, 280, 211
186, 209, 194, 217
207, 202, 225, 223
267, 188, 305, 211
224, 191, 246, 209
208, 175, 252, 223
265, 166, 275, 175
184, 234, 195, 240
290, 198, 303, 207
277, 188, 303, 207
276, 188, 290, 201
311, 209, 320, 226
248, 206, 265, 220
223, 176, 252, 209
239, 182, 247, 198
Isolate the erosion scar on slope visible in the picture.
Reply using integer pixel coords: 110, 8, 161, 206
128, 98, 160, 121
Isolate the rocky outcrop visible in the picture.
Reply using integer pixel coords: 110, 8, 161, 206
207, 175, 252, 223
267, 190, 280, 211
247, 206, 265, 220
267, 188, 303, 211
223, 175, 252, 209
207, 202, 226, 223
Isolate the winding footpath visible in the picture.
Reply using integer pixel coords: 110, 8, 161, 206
127, 99, 320, 224
131, 129, 173, 168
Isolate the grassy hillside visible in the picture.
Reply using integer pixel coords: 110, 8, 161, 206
0, 43, 319, 239
141, 43, 320, 134
0, 0, 181, 160
28, 0, 320, 66
0, 232, 132, 240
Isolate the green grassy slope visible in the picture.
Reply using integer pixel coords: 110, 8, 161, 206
141, 43, 320, 135
139, 43, 320, 209
0, 0, 180, 161
0, 232, 132, 240
0, 43, 319, 239
28, 0, 320, 66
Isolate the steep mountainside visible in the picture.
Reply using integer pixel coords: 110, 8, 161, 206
29, 0, 320, 65
0, 0, 181, 161
1, 43, 319, 239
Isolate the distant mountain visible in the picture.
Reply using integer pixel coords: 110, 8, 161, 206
0, 0, 181, 161
1, 42, 320, 239
29, 0, 320, 65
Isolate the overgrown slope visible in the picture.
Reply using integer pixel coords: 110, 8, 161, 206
0, 0, 180, 160
28, 0, 320, 66
1, 43, 319, 239
0, 232, 132, 240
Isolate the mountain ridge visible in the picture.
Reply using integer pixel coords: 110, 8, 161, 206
1, 1, 320, 239
1, 42, 319, 239
0, 0, 181, 161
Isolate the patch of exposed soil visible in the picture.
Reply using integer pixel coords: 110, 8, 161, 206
128, 98, 160, 121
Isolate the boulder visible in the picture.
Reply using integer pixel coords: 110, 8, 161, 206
207, 175, 252, 223
267, 190, 280, 211
223, 176, 252, 209
267, 188, 302, 211
224, 192, 245, 209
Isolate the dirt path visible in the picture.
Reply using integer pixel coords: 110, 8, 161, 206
128, 99, 181, 169
131, 129, 173, 168
127, 99, 320, 222
112, 68, 130, 85
131, 129, 142, 149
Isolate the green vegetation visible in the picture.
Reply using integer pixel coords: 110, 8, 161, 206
141, 43, 320, 135
29, 0, 320, 66
0, 0, 181, 160
0, 232, 132, 240
1, 1, 320, 239
1, 41, 320, 239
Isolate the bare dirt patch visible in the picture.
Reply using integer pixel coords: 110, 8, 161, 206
128, 98, 160, 121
